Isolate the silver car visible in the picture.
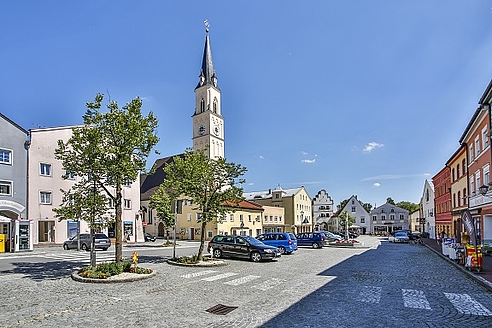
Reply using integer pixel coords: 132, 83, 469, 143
63, 233, 111, 251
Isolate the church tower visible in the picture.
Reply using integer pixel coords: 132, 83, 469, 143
192, 23, 224, 159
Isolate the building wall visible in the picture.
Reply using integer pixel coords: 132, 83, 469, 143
28, 126, 142, 245
370, 202, 409, 235
433, 166, 452, 238
421, 179, 435, 239
447, 146, 468, 241
339, 195, 370, 234
312, 189, 336, 231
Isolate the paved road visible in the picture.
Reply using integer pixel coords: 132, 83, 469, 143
0, 236, 491, 327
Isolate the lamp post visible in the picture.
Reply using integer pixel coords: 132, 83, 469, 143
240, 221, 244, 236
300, 211, 304, 232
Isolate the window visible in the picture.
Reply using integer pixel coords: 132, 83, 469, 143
0, 149, 12, 165
230, 214, 234, 222
470, 145, 474, 162
452, 168, 455, 182
400, 214, 404, 220
40, 191, 52, 204
360, 217, 365, 223
208, 231, 213, 238
187, 213, 192, 222
475, 136, 480, 157
458, 191, 461, 207
248, 215, 252, 222
470, 174, 475, 194
40, 163, 52, 176
475, 170, 481, 192
124, 199, 132, 209
65, 169, 75, 180
0, 181, 12, 196
239, 214, 244, 222
275, 194, 279, 199
108, 199, 115, 208
372, 215, 377, 221
351, 206, 356, 212
381, 215, 386, 221
200, 98, 205, 112
484, 164, 490, 187
483, 126, 489, 149
453, 193, 456, 208
390, 214, 395, 221
462, 159, 467, 174
196, 213, 202, 222
457, 164, 461, 178
279, 216, 282, 222
463, 188, 467, 205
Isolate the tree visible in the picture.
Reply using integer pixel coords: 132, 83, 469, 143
149, 184, 175, 243
162, 148, 246, 260
362, 202, 373, 213
396, 201, 420, 214
386, 197, 396, 205
55, 93, 159, 263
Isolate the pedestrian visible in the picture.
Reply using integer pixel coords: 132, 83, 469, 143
437, 232, 441, 245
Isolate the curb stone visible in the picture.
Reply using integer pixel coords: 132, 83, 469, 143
71, 270, 157, 283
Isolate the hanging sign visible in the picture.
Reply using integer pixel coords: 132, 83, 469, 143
461, 210, 477, 247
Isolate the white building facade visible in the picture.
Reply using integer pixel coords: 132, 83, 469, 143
421, 179, 436, 239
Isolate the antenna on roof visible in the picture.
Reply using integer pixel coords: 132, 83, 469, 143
204, 19, 210, 33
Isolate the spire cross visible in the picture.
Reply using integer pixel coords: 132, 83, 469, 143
204, 19, 210, 33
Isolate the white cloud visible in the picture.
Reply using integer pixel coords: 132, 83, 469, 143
362, 173, 430, 181
373, 182, 381, 187
259, 155, 265, 160
301, 151, 308, 155
301, 159, 316, 164
363, 142, 384, 153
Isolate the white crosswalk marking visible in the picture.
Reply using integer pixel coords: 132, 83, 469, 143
40, 252, 115, 263
357, 286, 381, 304
181, 270, 218, 279
402, 289, 431, 310
224, 275, 261, 286
253, 278, 285, 291
444, 293, 492, 316
201, 272, 238, 281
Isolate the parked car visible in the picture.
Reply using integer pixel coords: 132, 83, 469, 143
319, 231, 342, 242
144, 232, 156, 242
296, 232, 325, 248
207, 235, 281, 262
63, 233, 111, 251
392, 231, 410, 243
256, 232, 298, 254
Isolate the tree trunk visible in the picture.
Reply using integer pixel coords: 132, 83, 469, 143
115, 184, 123, 263
197, 220, 207, 260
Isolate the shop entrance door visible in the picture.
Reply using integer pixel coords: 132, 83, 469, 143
38, 221, 55, 242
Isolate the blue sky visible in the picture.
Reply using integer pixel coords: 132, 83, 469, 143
2, 1, 492, 208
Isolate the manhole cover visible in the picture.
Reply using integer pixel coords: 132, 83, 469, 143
206, 304, 238, 315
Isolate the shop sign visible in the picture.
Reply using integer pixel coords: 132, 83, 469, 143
0, 200, 25, 213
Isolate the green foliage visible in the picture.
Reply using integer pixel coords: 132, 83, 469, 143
78, 260, 152, 279
396, 201, 420, 213
149, 184, 175, 231
387, 197, 396, 205
54, 93, 159, 263
163, 148, 247, 259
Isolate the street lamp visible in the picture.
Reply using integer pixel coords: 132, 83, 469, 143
240, 221, 244, 236
479, 184, 489, 196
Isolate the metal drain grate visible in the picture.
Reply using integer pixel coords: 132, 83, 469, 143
205, 304, 238, 315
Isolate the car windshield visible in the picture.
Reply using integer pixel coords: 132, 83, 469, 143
95, 234, 108, 239
239, 236, 263, 246
395, 232, 407, 237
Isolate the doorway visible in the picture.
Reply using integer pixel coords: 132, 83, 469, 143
38, 221, 55, 242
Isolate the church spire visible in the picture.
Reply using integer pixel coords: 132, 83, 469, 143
196, 20, 218, 90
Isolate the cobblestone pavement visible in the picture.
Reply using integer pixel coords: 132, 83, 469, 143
1, 236, 491, 327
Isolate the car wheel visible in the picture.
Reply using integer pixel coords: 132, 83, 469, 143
212, 249, 222, 258
81, 243, 88, 251
63, 244, 69, 250
251, 251, 261, 262
312, 242, 319, 249
278, 246, 286, 254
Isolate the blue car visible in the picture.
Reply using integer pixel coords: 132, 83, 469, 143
256, 232, 298, 254
296, 232, 325, 249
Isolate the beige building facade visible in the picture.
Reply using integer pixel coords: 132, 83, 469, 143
28, 126, 143, 245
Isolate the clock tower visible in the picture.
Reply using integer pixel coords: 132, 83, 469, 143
192, 24, 224, 159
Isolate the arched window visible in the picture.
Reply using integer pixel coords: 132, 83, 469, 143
200, 99, 205, 112
458, 191, 461, 207
213, 98, 218, 113
457, 164, 461, 178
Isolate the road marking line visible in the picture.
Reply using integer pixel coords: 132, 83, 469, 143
402, 289, 431, 310
224, 275, 261, 286
444, 293, 492, 316
357, 286, 381, 304
181, 270, 217, 278
253, 278, 285, 291
201, 272, 238, 281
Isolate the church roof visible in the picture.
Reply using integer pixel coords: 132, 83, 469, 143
243, 187, 304, 200
196, 30, 219, 90
140, 153, 184, 200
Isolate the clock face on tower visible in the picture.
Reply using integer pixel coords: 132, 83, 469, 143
213, 125, 220, 136
198, 124, 206, 135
